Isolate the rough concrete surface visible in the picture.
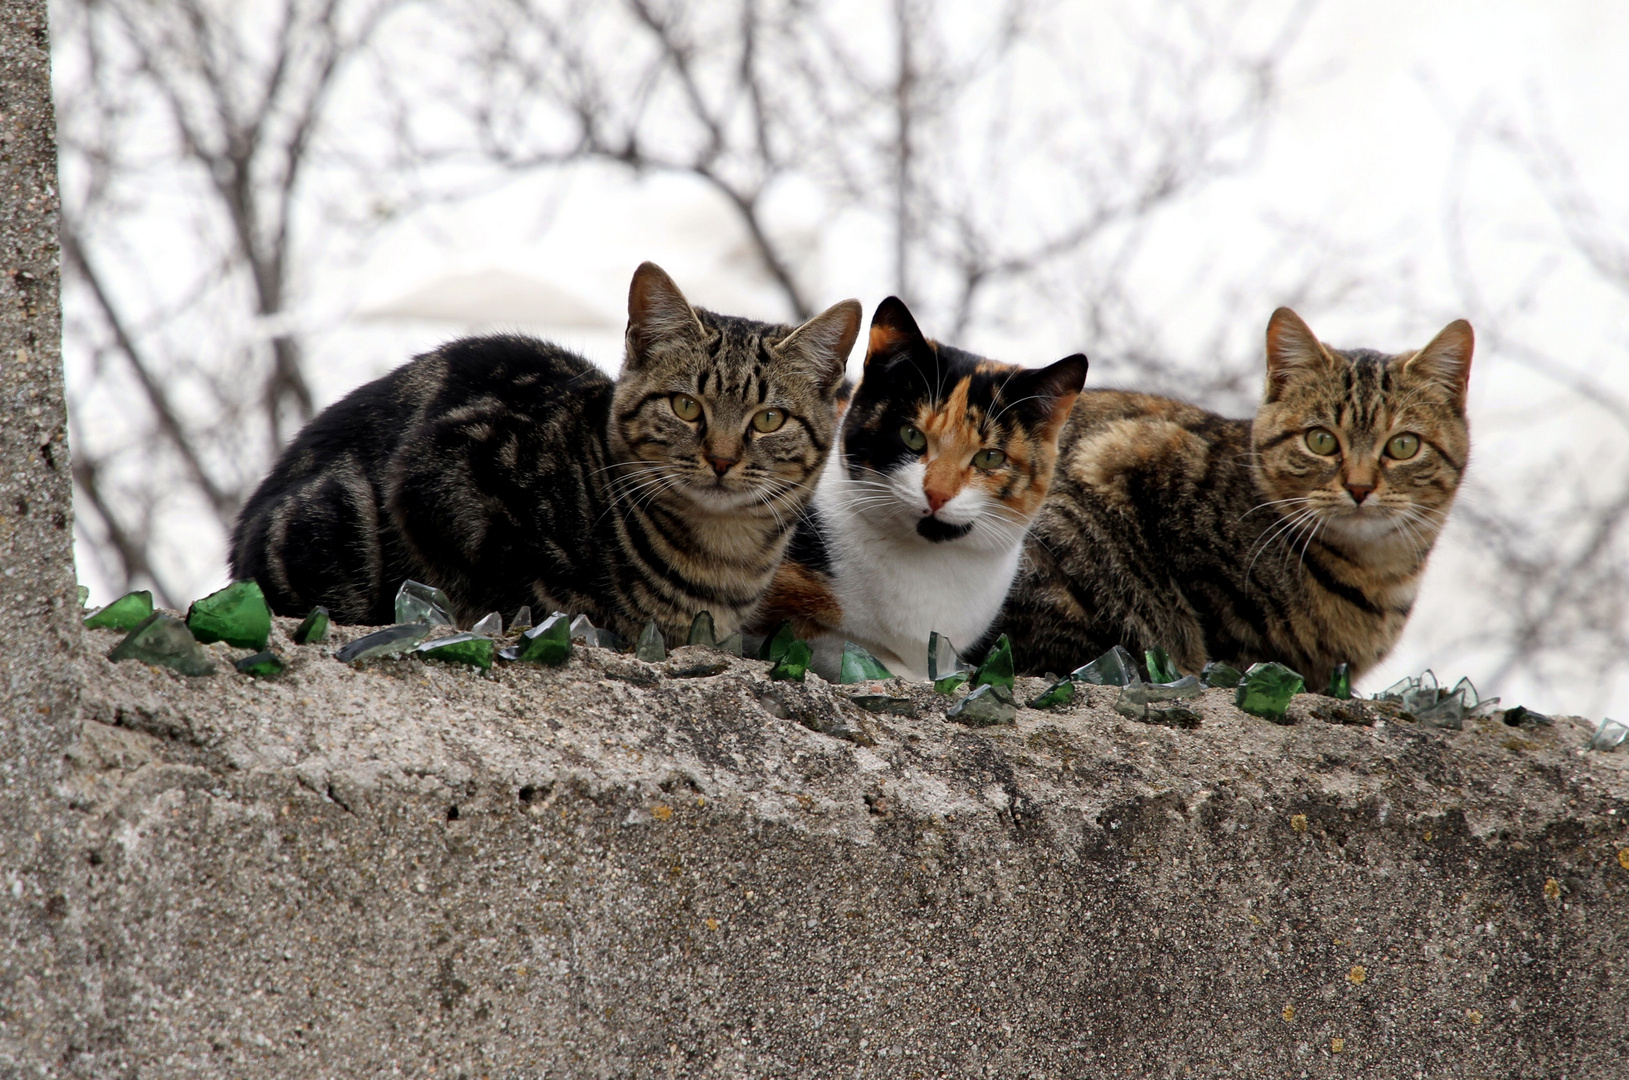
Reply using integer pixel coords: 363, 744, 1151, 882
1, 0, 84, 1073
59, 619, 1629, 1078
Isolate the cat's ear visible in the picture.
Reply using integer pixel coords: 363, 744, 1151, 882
865, 296, 929, 369
625, 262, 706, 369
776, 298, 863, 392
1264, 307, 1335, 402
1405, 319, 1474, 409
1007, 353, 1088, 432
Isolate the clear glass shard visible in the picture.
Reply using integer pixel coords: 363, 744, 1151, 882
946, 683, 1017, 726
687, 611, 717, 648
1589, 718, 1627, 752
510, 605, 534, 632
1072, 646, 1139, 687
471, 612, 504, 638
714, 632, 744, 657
108, 613, 216, 676
927, 632, 975, 681
334, 623, 430, 664
569, 614, 597, 644
635, 620, 667, 663
395, 580, 456, 627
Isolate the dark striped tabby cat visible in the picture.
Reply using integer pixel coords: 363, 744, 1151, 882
756, 297, 1087, 680
230, 262, 861, 641
996, 308, 1472, 689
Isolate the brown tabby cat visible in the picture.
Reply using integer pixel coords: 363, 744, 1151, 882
230, 263, 861, 641
994, 308, 1472, 688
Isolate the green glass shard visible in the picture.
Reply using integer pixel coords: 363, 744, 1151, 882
934, 671, 971, 696
715, 632, 744, 657
1324, 662, 1352, 700
335, 623, 430, 664
186, 580, 272, 650
293, 606, 330, 645
395, 579, 456, 627
768, 638, 813, 682
470, 612, 503, 638
108, 614, 215, 676
1028, 678, 1076, 709
1200, 661, 1243, 689
839, 642, 892, 683
1071, 646, 1138, 687
234, 650, 285, 678
850, 694, 916, 716
972, 635, 1015, 692
947, 683, 1017, 727
77, 585, 89, 607
687, 611, 717, 648
927, 632, 975, 681
513, 614, 572, 664
1234, 662, 1305, 721
635, 620, 667, 663
84, 590, 154, 632
418, 632, 495, 671
1145, 646, 1179, 684
759, 621, 796, 662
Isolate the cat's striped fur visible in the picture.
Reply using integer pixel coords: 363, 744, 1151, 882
994, 308, 1472, 688
230, 263, 861, 641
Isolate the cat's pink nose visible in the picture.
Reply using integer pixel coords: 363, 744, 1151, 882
925, 491, 949, 513
1345, 482, 1375, 504
707, 456, 737, 477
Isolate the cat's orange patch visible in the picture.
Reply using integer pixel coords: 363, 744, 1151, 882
757, 561, 842, 640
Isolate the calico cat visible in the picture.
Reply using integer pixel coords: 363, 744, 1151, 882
994, 307, 1472, 690
230, 262, 861, 642
755, 296, 1087, 681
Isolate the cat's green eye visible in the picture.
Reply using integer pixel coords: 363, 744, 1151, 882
671, 394, 702, 422
1304, 428, 1339, 456
900, 424, 927, 452
1385, 432, 1421, 460
973, 447, 1007, 470
751, 408, 786, 433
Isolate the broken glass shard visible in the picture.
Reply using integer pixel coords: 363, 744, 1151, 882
293, 606, 330, 645
768, 638, 813, 682
1234, 662, 1305, 721
1115, 678, 1202, 720
636, 620, 667, 663
840, 642, 893, 684
972, 635, 1015, 692
471, 611, 503, 638
592, 627, 627, 652
928, 632, 975, 681
760, 621, 796, 662
667, 659, 729, 679
715, 632, 744, 657
1145, 646, 1179, 684
234, 650, 284, 678
418, 632, 495, 671
84, 589, 154, 632
687, 611, 717, 648
1502, 705, 1552, 728
1200, 661, 1243, 689
77, 585, 89, 607
947, 683, 1018, 727
513, 614, 572, 665
1028, 678, 1076, 710
186, 580, 272, 651
1071, 646, 1139, 687
1589, 718, 1627, 752
850, 694, 916, 717
569, 614, 597, 644
1324, 663, 1352, 700
510, 605, 534, 632
335, 623, 430, 664
934, 671, 971, 696
394, 580, 455, 627
108, 614, 215, 676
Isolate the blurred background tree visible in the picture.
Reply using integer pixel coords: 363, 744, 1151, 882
52, 0, 1629, 717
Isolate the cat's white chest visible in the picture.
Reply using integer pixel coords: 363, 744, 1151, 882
814, 472, 1023, 680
